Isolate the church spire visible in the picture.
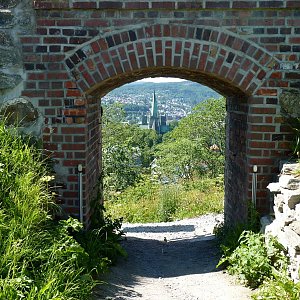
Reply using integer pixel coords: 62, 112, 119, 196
145, 90, 169, 134
151, 90, 158, 118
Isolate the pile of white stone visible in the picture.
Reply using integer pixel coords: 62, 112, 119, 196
262, 162, 300, 282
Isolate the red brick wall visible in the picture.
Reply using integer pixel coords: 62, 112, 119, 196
21, 0, 300, 224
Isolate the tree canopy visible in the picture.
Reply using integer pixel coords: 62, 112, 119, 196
155, 97, 226, 179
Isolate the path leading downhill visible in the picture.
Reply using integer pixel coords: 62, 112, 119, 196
93, 214, 254, 300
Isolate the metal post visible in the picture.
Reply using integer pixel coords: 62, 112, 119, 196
252, 165, 258, 208
78, 164, 83, 224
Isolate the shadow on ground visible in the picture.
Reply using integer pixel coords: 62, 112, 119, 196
93, 234, 222, 299
124, 224, 195, 233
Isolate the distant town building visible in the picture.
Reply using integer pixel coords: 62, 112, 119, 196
140, 91, 170, 134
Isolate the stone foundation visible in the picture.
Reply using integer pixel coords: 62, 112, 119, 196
263, 162, 300, 282
0, 0, 35, 99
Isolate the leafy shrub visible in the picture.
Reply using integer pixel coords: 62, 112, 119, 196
215, 204, 298, 297
75, 215, 126, 276
217, 231, 288, 289
214, 222, 249, 260
215, 202, 260, 260
218, 231, 269, 288
252, 270, 300, 300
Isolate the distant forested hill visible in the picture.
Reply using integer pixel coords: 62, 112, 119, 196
102, 80, 221, 122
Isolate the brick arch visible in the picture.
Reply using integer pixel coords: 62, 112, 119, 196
64, 24, 279, 98
61, 24, 281, 224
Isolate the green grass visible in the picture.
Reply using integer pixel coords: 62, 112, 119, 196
0, 122, 124, 299
105, 176, 224, 223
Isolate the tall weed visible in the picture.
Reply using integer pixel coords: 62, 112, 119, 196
215, 202, 260, 260
0, 122, 124, 299
157, 185, 181, 222
216, 204, 290, 290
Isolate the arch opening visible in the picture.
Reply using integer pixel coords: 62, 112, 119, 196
101, 76, 226, 223
86, 71, 250, 225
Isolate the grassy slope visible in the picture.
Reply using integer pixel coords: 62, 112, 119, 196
105, 177, 224, 223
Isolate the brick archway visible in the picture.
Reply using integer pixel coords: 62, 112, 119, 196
60, 24, 281, 224
17, 1, 298, 225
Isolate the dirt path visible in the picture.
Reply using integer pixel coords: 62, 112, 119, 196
93, 214, 254, 300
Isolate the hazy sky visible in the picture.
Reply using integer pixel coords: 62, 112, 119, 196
137, 77, 187, 83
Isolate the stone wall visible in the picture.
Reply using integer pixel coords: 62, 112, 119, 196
264, 163, 300, 282
0, 0, 32, 95
0, 0, 43, 136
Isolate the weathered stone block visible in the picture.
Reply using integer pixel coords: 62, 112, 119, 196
0, 98, 39, 126
0, 0, 20, 9
283, 227, 300, 251
274, 193, 284, 211
282, 189, 300, 209
272, 230, 292, 253
0, 48, 21, 68
0, 71, 22, 89
280, 90, 300, 119
290, 256, 300, 282
289, 221, 300, 236
267, 163, 300, 282
16, 10, 34, 33
0, 10, 14, 28
282, 203, 296, 225
267, 182, 281, 193
295, 203, 300, 219
0, 30, 13, 47
265, 220, 284, 243
279, 174, 300, 190
281, 163, 300, 175
273, 207, 290, 227
260, 215, 273, 233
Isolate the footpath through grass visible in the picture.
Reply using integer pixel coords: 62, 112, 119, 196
0, 122, 124, 300
105, 176, 224, 223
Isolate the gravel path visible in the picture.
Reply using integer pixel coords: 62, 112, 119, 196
93, 214, 253, 300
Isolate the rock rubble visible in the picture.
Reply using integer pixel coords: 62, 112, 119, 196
264, 162, 300, 282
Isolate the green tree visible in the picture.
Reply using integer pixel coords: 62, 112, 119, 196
156, 97, 226, 179
168, 120, 179, 131
155, 138, 200, 180
102, 103, 160, 193
103, 142, 141, 191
